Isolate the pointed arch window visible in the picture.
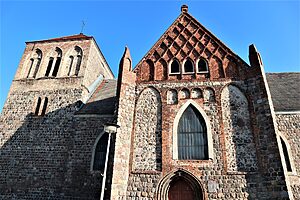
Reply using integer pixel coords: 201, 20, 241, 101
178, 105, 208, 160
93, 132, 109, 171
170, 59, 180, 74
197, 58, 208, 73
183, 59, 194, 73
280, 137, 292, 172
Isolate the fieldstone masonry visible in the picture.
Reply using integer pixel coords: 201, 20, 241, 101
1, 5, 299, 200
276, 114, 300, 200
221, 85, 258, 172
133, 88, 162, 171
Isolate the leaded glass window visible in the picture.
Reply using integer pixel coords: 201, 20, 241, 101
178, 105, 208, 160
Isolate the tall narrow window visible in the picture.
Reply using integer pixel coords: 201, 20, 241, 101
33, 58, 41, 78
27, 59, 34, 78
93, 133, 109, 171
74, 55, 82, 76
32, 49, 42, 78
41, 97, 48, 116
52, 47, 62, 77
280, 137, 292, 172
52, 57, 61, 77
45, 58, 54, 77
67, 56, 74, 76
34, 97, 42, 115
197, 58, 208, 72
183, 59, 194, 73
74, 46, 82, 76
170, 59, 180, 74
178, 105, 208, 160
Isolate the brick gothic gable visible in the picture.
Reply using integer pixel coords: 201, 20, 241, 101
134, 6, 250, 82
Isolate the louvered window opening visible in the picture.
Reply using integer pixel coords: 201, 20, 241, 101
93, 133, 109, 171
178, 106, 208, 160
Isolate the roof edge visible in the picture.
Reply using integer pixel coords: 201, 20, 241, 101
25, 33, 93, 44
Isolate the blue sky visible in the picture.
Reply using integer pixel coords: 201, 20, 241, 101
1, 0, 299, 112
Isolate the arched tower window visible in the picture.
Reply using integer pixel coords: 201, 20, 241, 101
74, 46, 82, 76
280, 137, 292, 172
183, 59, 194, 73
41, 97, 48, 116
170, 59, 180, 74
178, 105, 208, 160
27, 49, 42, 78
34, 97, 42, 115
33, 49, 42, 78
27, 59, 34, 78
93, 132, 109, 171
67, 56, 74, 76
52, 47, 62, 77
197, 58, 208, 73
45, 57, 54, 77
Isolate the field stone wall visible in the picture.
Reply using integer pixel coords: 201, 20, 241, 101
221, 85, 258, 172
133, 87, 162, 171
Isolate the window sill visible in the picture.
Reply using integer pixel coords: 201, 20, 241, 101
197, 71, 209, 74
169, 72, 181, 75
182, 72, 195, 75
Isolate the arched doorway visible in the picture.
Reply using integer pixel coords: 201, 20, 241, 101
168, 178, 195, 200
157, 170, 204, 200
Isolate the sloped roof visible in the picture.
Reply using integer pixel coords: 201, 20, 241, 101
26, 33, 93, 43
266, 73, 300, 112
77, 79, 117, 115
134, 6, 249, 71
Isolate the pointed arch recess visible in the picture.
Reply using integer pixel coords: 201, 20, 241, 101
221, 84, 257, 172
156, 169, 205, 200
133, 87, 162, 171
90, 130, 107, 172
173, 100, 213, 160
277, 134, 295, 173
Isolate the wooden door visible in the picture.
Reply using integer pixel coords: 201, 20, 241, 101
168, 179, 195, 200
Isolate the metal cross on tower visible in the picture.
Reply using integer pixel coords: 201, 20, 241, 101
80, 20, 85, 34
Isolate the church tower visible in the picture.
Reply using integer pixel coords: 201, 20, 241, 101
2, 33, 113, 121
0, 34, 114, 199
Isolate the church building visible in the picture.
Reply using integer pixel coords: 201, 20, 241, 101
0, 5, 299, 200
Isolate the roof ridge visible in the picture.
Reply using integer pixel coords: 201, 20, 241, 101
26, 33, 93, 43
